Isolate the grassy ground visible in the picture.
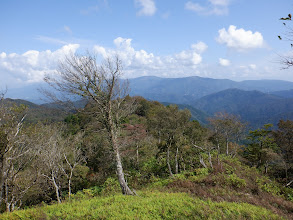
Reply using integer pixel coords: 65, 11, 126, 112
1, 156, 293, 219
0, 191, 283, 220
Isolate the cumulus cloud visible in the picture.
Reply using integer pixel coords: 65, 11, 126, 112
191, 41, 208, 53
185, 0, 230, 16
216, 25, 264, 51
135, 0, 157, 16
0, 44, 79, 84
219, 58, 230, 66
93, 37, 207, 78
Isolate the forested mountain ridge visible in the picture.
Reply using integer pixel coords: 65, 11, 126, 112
271, 89, 293, 98
2, 98, 68, 123
192, 88, 293, 128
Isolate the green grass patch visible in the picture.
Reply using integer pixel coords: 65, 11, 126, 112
0, 191, 283, 220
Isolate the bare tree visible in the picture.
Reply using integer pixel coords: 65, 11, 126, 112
60, 132, 86, 199
278, 13, 293, 68
44, 53, 135, 195
36, 124, 65, 204
0, 95, 37, 212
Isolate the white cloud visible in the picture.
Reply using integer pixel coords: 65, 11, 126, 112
135, 0, 156, 16
0, 44, 79, 84
219, 58, 230, 66
191, 41, 208, 53
93, 37, 207, 78
185, 2, 205, 13
216, 25, 264, 51
185, 0, 230, 15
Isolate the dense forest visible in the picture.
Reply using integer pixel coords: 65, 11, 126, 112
0, 94, 293, 219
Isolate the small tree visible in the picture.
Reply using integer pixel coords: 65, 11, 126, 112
44, 54, 135, 195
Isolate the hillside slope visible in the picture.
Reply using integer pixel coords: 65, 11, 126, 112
193, 89, 293, 128
3, 98, 68, 123
1, 156, 292, 219
0, 192, 284, 220
161, 102, 210, 124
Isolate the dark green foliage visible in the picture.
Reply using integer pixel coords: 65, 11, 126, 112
244, 124, 279, 172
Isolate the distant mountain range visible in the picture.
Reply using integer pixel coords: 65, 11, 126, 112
129, 76, 293, 104
128, 76, 293, 128
4, 76, 293, 128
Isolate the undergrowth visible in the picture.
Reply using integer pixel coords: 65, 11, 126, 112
0, 191, 283, 220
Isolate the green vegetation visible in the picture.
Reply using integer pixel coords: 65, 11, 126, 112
0, 192, 283, 220
0, 53, 293, 219
0, 95, 293, 219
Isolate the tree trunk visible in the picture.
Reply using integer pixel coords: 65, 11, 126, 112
167, 143, 173, 177
0, 155, 5, 207
52, 173, 61, 204
208, 152, 213, 169
216, 138, 220, 165
4, 179, 10, 212
108, 111, 133, 195
226, 138, 229, 156
68, 170, 73, 199
199, 154, 208, 169
136, 144, 139, 170
175, 147, 179, 174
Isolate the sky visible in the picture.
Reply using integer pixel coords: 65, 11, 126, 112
0, 0, 293, 89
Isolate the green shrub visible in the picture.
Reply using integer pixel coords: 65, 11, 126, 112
148, 175, 170, 188
100, 177, 121, 195
225, 173, 246, 188
256, 177, 281, 196
188, 168, 210, 182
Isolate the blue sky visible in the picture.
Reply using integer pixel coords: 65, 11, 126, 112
0, 0, 293, 89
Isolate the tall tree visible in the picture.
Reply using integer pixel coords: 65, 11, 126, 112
44, 54, 135, 195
